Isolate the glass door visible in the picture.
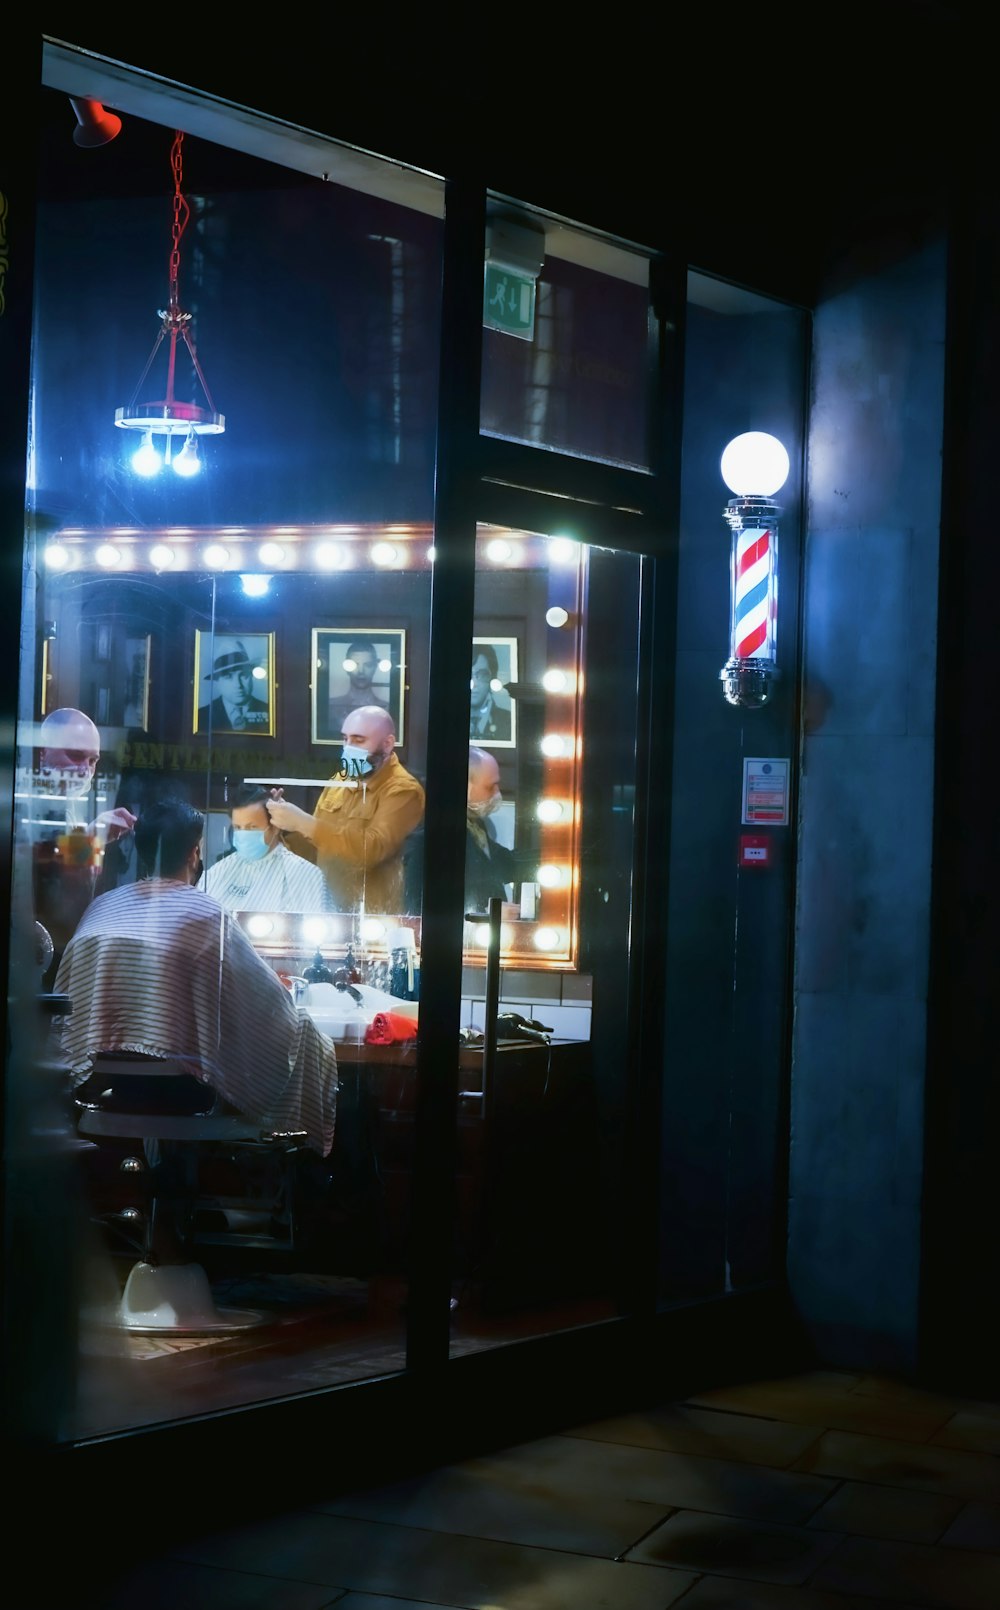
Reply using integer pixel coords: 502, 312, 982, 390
447, 522, 645, 1355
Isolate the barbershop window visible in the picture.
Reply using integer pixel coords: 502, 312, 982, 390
7, 58, 661, 1445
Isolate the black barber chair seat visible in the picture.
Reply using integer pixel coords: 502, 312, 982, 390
76, 1053, 307, 1333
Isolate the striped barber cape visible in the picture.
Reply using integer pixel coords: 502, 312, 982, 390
54, 878, 338, 1156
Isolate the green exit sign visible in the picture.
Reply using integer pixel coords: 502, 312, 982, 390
483, 262, 536, 341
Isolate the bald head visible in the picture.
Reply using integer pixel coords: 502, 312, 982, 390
468, 744, 501, 812
39, 707, 100, 795
341, 705, 395, 773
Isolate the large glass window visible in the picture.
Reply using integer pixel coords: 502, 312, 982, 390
7, 64, 445, 1439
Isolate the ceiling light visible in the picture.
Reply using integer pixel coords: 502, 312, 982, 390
116, 131, 224, 468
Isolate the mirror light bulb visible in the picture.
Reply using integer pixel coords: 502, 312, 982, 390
258, 543, 285, 566
314, 542, 343, 569
371, 543, 398, 567
534, 926, 563, 951
240, 574, 271, 598
302, 917, 328, 943
540, 733, 573, 758
536, 863, 565, 888
361, 917, 386, 942
149, 545, 175, 570
95, 544, 122, 568
536, 799, 565, 823
542, 668, 572, 693
203, 545, 230, 569
545, 606, 569, 628
247, 914, 274, 938
485, 538, 513, 563
44, 544, 70, 569
548, 536, 578, 562
720, 432, 789, 498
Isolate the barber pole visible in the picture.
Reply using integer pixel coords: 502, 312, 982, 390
720, 493, 781, 709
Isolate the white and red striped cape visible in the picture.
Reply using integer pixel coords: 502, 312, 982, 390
54, 879, 338, 1156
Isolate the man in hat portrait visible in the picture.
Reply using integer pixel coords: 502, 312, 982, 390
197, 637, 271, 733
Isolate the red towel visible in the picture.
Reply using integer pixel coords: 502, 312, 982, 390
364, 1011, 418, 1045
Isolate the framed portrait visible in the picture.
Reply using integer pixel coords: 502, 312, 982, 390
193, 630, 275, 737
312, 627, 405, 745
121, 634, 151, 730
470, 635, 517, 748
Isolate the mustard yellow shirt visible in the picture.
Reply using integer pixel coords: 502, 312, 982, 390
286, 752, 424, 914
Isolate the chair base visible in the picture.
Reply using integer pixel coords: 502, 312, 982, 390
112, 1260, 267, 1334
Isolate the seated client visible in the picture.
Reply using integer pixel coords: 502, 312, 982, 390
54, 798, 339, 1157
199, 784, 334, 913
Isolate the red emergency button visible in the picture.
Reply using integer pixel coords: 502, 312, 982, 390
739, 833, 771, 868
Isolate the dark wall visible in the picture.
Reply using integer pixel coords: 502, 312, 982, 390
659, 300, 809, 1301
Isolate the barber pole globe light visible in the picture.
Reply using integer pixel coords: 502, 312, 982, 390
719, 432, 789, 708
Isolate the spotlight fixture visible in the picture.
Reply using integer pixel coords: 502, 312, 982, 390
69, 97, 122, 149
115, 130, 225, 472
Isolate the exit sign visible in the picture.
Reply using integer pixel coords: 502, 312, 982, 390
483, 262, 536, 341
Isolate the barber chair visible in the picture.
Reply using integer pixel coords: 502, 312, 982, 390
74, 1053, 308, 1334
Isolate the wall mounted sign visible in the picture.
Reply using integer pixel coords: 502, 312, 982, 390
483, 262, 536, 340
741, 757, 789, 826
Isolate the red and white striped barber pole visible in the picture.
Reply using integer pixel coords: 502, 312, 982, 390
718, 432, 789, 709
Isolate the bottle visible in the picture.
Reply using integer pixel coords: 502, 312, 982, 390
303, 947, 333, 985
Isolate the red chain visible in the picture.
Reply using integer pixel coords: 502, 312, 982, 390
168, 130, 190, 307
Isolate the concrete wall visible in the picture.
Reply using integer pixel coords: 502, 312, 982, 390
789, 237, 947, 1372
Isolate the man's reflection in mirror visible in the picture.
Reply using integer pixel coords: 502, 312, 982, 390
466, 744, 520, 914
198, 785, 334, 913
266, 706, 425, 913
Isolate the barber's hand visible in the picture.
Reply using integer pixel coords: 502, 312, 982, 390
90, 807, 137, 843
265, 797, 315, 838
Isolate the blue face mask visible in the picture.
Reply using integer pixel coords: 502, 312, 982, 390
341, 742, 374, 775
232, 828, 270, 861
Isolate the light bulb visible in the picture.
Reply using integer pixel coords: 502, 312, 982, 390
131, 432, 162, 477
202, 544, 230, 569
371, 543, 398, 567
246, 914, 274, 938
302, 917, 328, 943
536, 799, 565, 823
485, 538, 513, 563
720, 432, 789, 498
314, 542, 343, 569
44, 544, 70, 569
548, 535, 578, 562
361, 917, 386, 942
534, 926, 563, 951
536, 863, 565, 888
172, 431, 200, 477
95, 544, 122, 568
545, 606, 569, 628
258, 543, 285, 566
240, 574, 271, 598
148, 544, 175, 570
542, 668, 573, 693
540, 733, 573, 758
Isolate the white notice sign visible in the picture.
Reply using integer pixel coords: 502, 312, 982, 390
742, 758, 790, 826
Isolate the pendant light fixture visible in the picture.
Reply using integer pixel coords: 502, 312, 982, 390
115, 130, 225, 477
